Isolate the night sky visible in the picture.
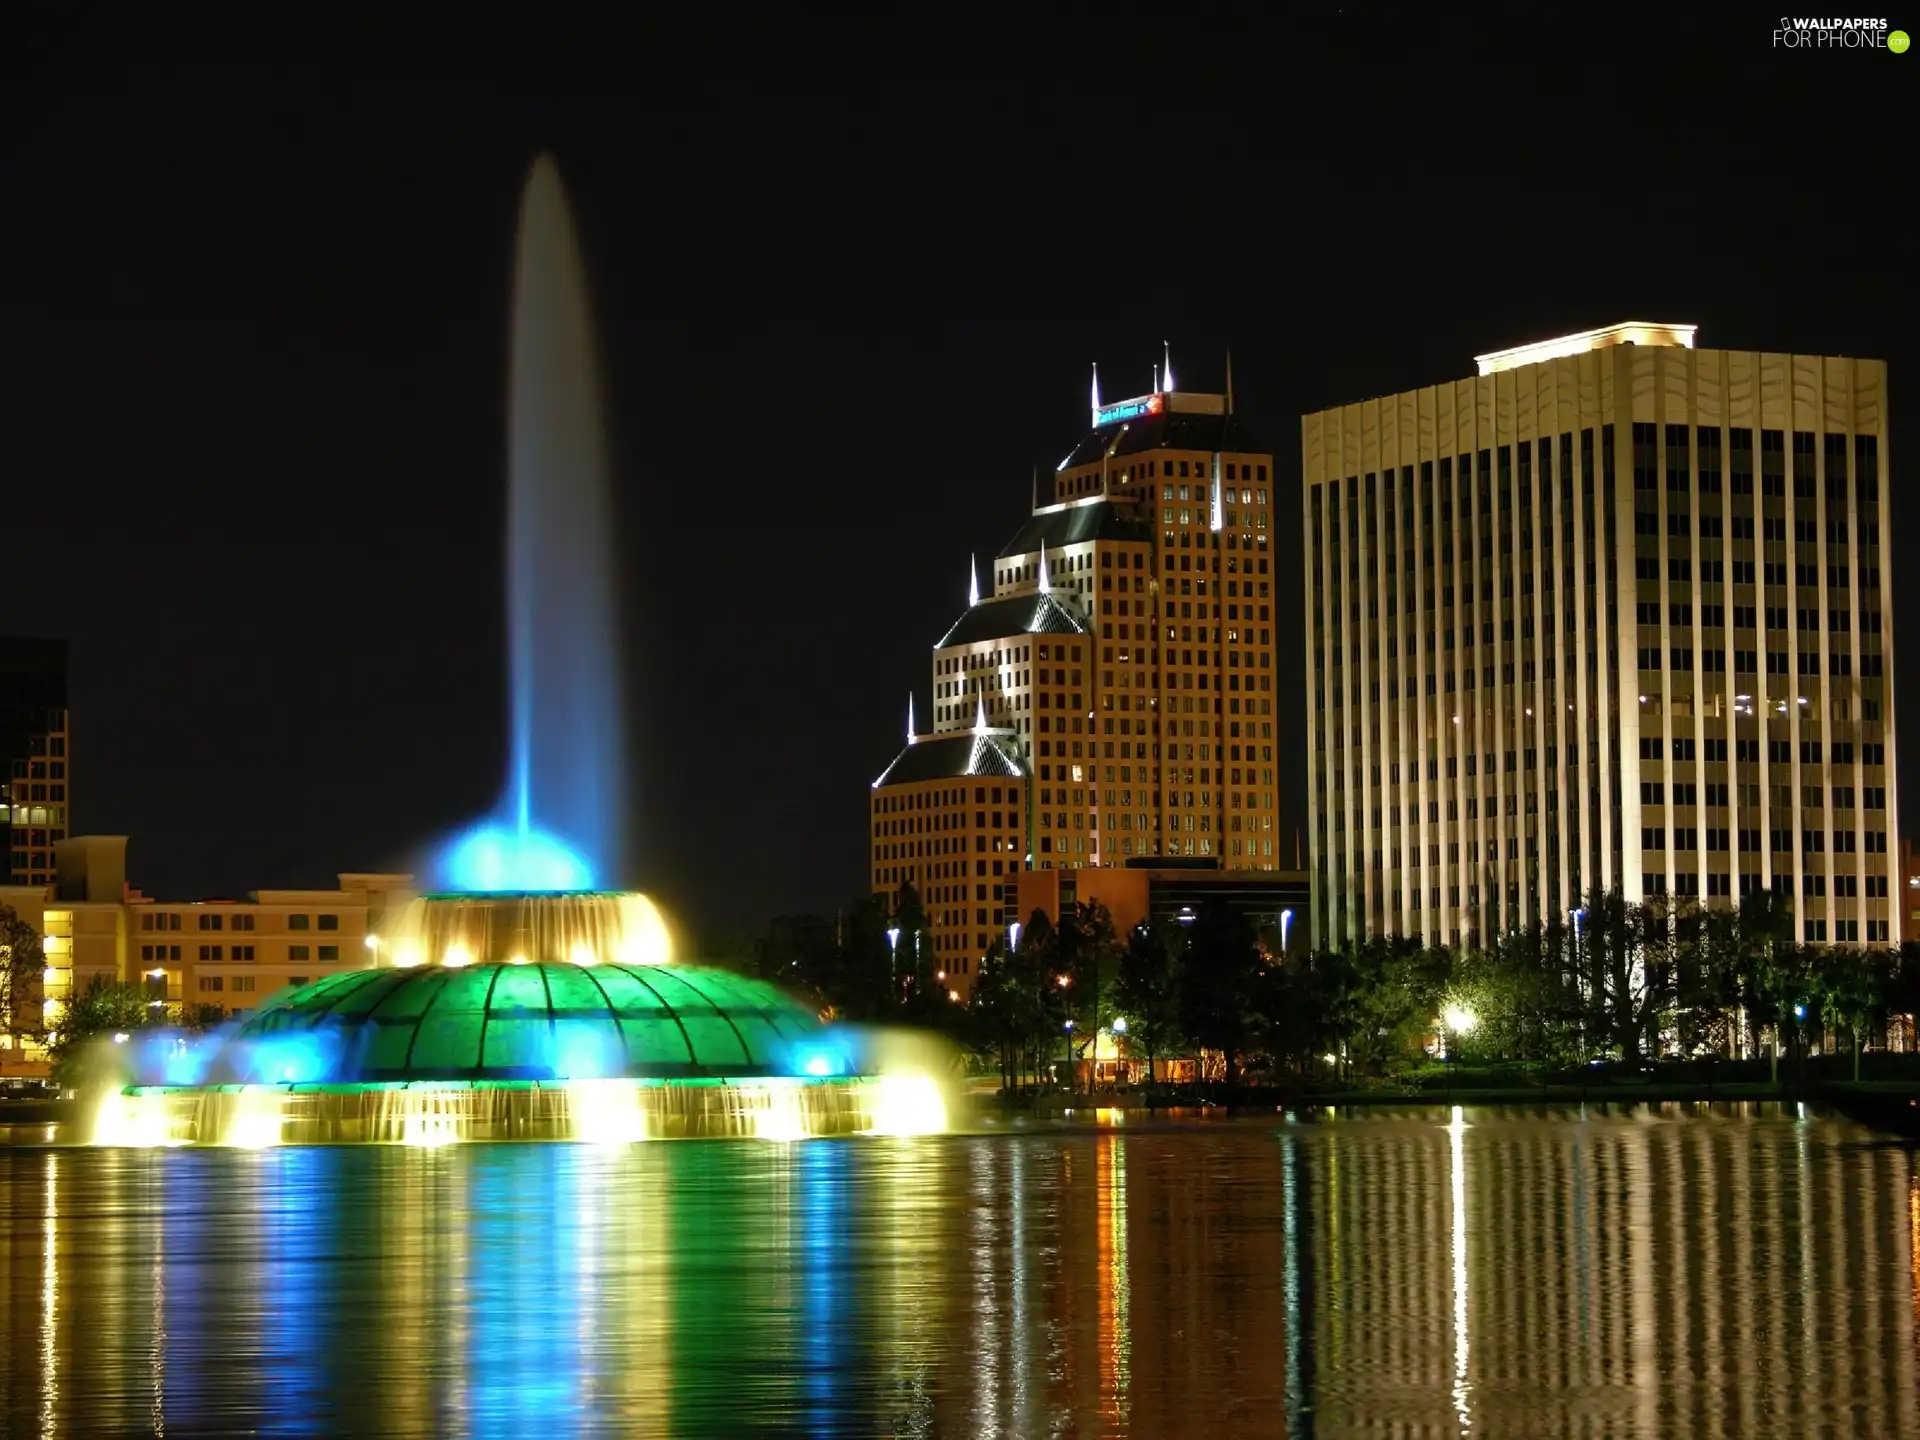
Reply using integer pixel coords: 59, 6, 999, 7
3, 13, 1913, 944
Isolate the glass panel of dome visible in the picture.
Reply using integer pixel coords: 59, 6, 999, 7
309, 970, 393, 1018
364, 1021, 416, 1074
365, 971, 450, 1020
619, 1017, 694, 1069
482, 1016, 552, 1072
279, 970, 371, 1009
633, 970, 752, 1068
488, 964, 549, 1013
726, 1015, 786, 1066
409, 967, 496, 1071
550, 1017, 624, 1078
543, 965, 609, 1013
593, 965, 669, 1014
674, 1017, 749, 1069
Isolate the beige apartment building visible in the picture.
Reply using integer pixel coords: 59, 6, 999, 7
870, 359, 1283, 995
1303, 323, 1897, 950
0, 834, 413, 1078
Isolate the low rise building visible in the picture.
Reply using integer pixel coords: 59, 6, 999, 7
0, 834, 413, 1078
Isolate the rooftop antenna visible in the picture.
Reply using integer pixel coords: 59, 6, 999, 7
1152, 362, 1160, 393
1038, 541, 1050, 592
1163, 341, 1175, 393
1032, 462, 1040, 511
1089, 362, 1101, 426
968, 553, 980, 608
907, 692, 916, 744
1225, 349, 1235, 415
974, 690, 987, 732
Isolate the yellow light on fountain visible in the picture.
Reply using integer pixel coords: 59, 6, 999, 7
443, 944, 474, 969
395, 942, 424, 969
508, 954, 530, 966
615, 893, 673, 966
868, 1071, 948, 1137
570, 942, 597, 967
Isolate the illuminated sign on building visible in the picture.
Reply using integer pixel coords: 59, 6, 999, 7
1094, 393, 1164, 427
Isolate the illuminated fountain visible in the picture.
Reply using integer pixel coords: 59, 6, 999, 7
89, 156, 950, 1147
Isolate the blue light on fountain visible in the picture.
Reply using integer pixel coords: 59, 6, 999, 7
429, 154, 624, 892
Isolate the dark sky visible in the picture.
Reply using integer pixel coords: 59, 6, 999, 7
3, 11, 1913, 943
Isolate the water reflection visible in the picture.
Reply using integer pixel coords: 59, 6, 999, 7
1, 1108, 1916, 1436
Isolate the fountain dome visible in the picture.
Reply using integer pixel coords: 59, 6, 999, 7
219, 956, 841, 1085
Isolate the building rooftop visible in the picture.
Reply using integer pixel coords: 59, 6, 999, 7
1055, 398, 1267, 471
998, 499, 1154, 558
1473, 321, 1697, 376
935, 591, 1087, 649
872, 731, 1025, 789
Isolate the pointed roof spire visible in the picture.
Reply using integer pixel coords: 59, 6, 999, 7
968, 553, 980, 608
1163, 341, 1175, 394
1225, 349, 1235, 415
1038, 541, 1050, 592
907, 692, 916, 744
1152, 362, 1160, 394
1089, 362, 1101, 425
974, 689, 987, 732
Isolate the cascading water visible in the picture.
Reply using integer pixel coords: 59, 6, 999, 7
438, 155, 624, 893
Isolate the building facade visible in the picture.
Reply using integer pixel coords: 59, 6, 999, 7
869, 359, 1286, 995
0, 834, 414, 1078
0, 636, 69, 887
1303, 323, 1897, 950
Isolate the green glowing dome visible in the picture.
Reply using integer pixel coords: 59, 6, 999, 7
227, 963, 838, 1083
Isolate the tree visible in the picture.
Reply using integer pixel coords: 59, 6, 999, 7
1339, 936, 1450, 1074
0, 903, 48, 1049
46, 976, 153, 1088
1177, 901, 1262, 1085
1814, 946, 1892, 1082
1574, 889, 1680, 1063
1057, 900, 1120, 1090
1115, 920, 1182, 1084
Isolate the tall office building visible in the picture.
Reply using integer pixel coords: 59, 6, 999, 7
0, 637, 69, 887
869, 357, 1283, 995
1303, 324, 1896, 950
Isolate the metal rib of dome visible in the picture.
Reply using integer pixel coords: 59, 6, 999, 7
227, 963, 828, 1083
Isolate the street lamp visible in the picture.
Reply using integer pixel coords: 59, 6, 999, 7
1009, 921, 1022, 953
1063, 1018, 1076, 1092
886, 927, 901, 989
1441, 1003, 1477, 1096
1280, 909, 1293, 954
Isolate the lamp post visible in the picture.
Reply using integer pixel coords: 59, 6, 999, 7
1793, 1002, 1807, 1092
1063, 1018, 1075, 1092
1112, 1016, 1128, 1088
1009, 921, 1022, 954
886, 927, 901, 994
1280, 909, 1293, 954
1442, 1003, 1477, 1098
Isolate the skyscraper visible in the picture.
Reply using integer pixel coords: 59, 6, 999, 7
1303, 324, 1897, 950
869, 358, 1282, 994
0, 637, 69, 887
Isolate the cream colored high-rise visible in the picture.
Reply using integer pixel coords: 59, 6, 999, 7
1303, 324, 1897, 949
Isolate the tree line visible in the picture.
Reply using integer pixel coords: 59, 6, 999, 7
758, 883, 1920, 1089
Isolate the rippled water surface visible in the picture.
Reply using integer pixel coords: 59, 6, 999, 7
2, 1106, 1916, 1437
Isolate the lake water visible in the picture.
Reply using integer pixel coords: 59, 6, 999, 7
0, 1106, 1914, 1437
